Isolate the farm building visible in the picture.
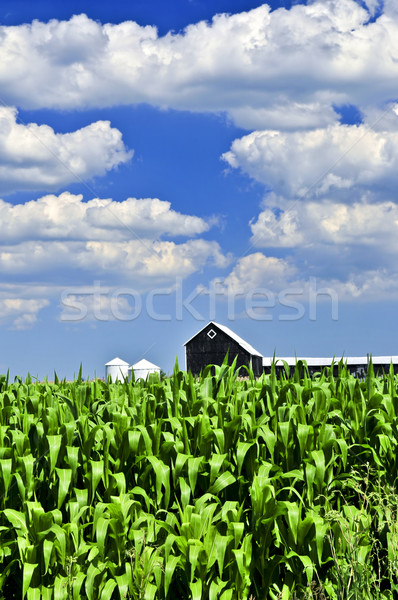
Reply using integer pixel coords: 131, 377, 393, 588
262, 355, 398, 377
185, 322, 398, 378
105, 357, 161, 381
105, 357, 129, 382
184, 321, 263, 377
129, 359, 161, 380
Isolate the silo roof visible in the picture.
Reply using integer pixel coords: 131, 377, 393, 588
105, 357, 129, 366
132, 358, 160, 370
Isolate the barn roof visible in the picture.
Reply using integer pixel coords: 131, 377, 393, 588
132, 358, 161, 370
184, 321, 262, 357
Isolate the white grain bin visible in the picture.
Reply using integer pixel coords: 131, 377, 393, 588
129, 358, 161, 381
105, 357, 129, 382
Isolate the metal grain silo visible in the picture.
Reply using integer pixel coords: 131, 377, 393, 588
129, 358, 161, 381
105, 357, 129, 382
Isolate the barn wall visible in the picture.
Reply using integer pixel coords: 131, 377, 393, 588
373, 363, 398, 375
262, 362, 373, 378
251, 355, 263, 378
186, 323, 252, 376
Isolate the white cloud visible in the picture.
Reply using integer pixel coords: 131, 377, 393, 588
0, 192, 211, 242
228, 102, 338, 131
2, 1, 398, 318
59, 292, 136, 323
0, 192, 228, 326
239, 194, 398, 302
220, 252, 296, 295
222, 103, 398, 300
0, 192, 228, 290
223, 117, 398, 199
218, 252, 398, 304
0, 107, 132, 194
0, 239, 228, 283
330, 270, 398, 301
0, 297, 49, 329
250, 196, 398, 251
0, 3, 396, 128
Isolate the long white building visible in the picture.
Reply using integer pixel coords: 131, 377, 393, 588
185, 321, 398, 377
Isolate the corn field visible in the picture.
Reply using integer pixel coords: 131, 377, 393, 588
1, 358, 398, 599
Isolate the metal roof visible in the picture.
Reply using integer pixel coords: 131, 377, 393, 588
131, 358, 161, 370
184, 321, 262, 357
105, 357, 129, 366
262, 356, 398, 367
370, 356, 398, 364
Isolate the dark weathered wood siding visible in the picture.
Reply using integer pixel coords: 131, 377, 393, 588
251, 355, 263, 378
185, 323, 262, 377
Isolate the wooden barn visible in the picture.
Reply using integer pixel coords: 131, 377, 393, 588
184, 321, 263, 377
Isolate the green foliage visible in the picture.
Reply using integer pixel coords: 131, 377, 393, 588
0, 363, 398, 598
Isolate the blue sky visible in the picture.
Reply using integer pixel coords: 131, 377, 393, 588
1, 0, 398, 378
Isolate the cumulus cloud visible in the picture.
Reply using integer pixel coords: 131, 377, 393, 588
220, 252, 296, 295
0, 191, 228, 326
0, 192, 212, 243
228, 102, 338, 131
218, 252, 398, 305
0, 239, 228, 283
222, 102, 398, 301
250, 196, 398, 250
0, 2, 395, 127
0, 107, 132, 194
0, 297, 49, 329
59, 291, 138, 323
222, 187, 398, 307
223, 116, 398, 199
0, 192, 228, 291
3, 0, 398, 320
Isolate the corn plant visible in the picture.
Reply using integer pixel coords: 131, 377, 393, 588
1, 358, 398, 598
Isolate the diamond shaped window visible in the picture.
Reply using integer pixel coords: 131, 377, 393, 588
207, 329, 217, 339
